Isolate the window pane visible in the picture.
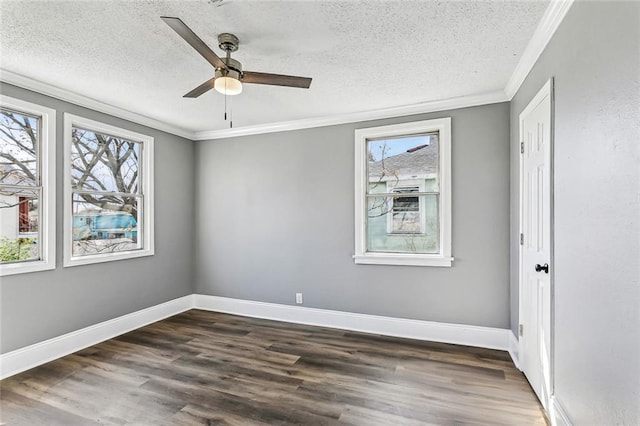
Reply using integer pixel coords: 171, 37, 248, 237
392, 197, 421, 234
365, 133, 440, 254
0, 109, 39, 186
367, 134, 438, 190
72, 193, 142, 256
389, 187, 420, 233
0, 187, 40, 263
367, 194, 439, 254
71, 127, 140, 193
18, 195, 39, 233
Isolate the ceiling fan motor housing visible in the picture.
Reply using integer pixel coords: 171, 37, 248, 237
215, 56, 242, 80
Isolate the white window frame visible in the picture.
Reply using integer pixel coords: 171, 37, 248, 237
0, 95, 56, 276
354, 117, 452, 267
63, 113, 154, 267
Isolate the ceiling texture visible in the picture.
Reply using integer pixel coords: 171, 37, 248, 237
0, 0, 549, 138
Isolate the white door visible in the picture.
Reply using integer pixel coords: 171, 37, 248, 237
519, 79, 553, 408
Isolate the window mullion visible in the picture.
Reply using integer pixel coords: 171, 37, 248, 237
0, 183, 41, 191
365, 192, 440, 197
72, 189, 138, 198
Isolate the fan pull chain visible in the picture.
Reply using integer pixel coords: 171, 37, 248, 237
224, 79, 228, 121
221, 75, 233, 128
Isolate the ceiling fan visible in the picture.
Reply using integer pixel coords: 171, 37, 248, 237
161, 16, 312, 98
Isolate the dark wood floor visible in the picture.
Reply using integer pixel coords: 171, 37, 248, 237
1, 310, 547, 425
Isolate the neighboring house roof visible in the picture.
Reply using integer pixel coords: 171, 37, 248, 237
368, 138, 439, 181
0, 164, 36, 186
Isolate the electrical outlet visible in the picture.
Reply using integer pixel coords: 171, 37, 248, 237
295, 293, 303, 304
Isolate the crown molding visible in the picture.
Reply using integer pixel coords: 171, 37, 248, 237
1, 68, 507, 141
504, 0, 575, 99
3, 0, 576, 146
194, 90, 509, 140
0, 69, 196, 140
0, 2, 573, 141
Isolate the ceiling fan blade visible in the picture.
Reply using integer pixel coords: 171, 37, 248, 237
242, 71, 312, 88
161, 16, 226, 70
183, 77, 216, 98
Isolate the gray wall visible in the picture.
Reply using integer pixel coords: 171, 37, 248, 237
509, 2, 640, 424
0, 83, 195, 354
195, 103, 511, 328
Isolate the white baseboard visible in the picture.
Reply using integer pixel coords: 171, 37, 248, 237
1, 294, 517, 380
508, 330, 521, 370
193, 295, 512, 351
550, 396, 573, 426
0, 295, 193, 380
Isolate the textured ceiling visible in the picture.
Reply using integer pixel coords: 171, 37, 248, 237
0, 0, 549, 134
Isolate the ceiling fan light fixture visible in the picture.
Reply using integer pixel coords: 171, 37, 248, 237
214, 76, 243, 95
213, 59, 243, 95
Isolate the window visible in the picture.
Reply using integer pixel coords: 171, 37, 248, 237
63, 114, 154, 267
354, 118, 452, 267
0, 95, 56, 276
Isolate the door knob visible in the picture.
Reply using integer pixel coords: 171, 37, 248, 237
535, 263, 549, 274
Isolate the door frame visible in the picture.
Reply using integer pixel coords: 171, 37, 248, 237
518, 78, 555, 406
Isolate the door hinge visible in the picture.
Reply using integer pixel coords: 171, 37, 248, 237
520, 233, 524, 245
520, 141, 524, 154
519, 324, 524, 337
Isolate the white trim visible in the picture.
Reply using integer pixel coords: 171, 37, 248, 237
508, 330, 521, 370
0, 295, 193, 380
0, 70, 509, 141
352, 253, 454, 267
0, 69, 194, 140
505, 0, 574, 99
519, 79, 553, 121
0, 0, 575, 143
193, 295, 511, 351
195, 91, 507, 140
0, 294, 520, 380
63, 113, 155, 267
354, 118, 452, 267
550, 396, 573, 426
0, 95, 56, 276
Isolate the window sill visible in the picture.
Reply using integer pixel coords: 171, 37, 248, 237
64, 248, 154, 268
353, 253, 453, 267
0, 259, 55, 277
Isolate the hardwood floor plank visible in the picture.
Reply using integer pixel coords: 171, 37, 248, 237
0, 389, 98, 425
166, 403, 271, 426
338, 404, 437, 426
0, 310, 547, 425
141, 376, 324, 425
189, 338, 301, 366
